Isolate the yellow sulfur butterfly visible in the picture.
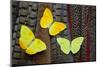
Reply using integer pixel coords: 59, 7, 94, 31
57, 37, 84, 54
19, 25, 47, 55
40, 8, 66, 36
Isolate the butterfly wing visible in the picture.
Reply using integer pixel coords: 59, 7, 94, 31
71, 37, 84, 54
19, 25, 35, 49
49, 22, 66, 36
40, 8, 53, 28
57, 38, 70, 54
26, 39, 47, 55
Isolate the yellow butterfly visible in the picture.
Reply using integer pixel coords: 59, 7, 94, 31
19, 25, 47, 55
57, 37, 84, 54
40, 8, 66, 36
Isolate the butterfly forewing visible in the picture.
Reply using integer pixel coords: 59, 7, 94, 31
40, 8, 53, 28
57, 38, 70, 54
19, 25, 35, 49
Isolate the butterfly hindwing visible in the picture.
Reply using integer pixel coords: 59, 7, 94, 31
40, 8, 53, 28
19, 25, 35, 49
57, 38, 70, 54
71, 37, 84, 54
26, 39, 47, 55
49, 22, 66, 36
